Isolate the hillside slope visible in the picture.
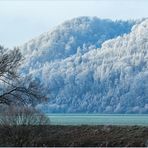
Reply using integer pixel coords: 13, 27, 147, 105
20, 17, 134, 73
20, 17, 148, 113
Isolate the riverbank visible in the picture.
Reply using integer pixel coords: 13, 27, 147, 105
0, 125, 148, 147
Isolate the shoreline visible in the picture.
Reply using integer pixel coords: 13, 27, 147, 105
48, 114, 148, 126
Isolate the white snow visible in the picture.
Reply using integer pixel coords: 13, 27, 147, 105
20, 17, 148, 113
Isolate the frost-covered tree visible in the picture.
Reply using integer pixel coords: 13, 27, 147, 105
19, 17, 148, 113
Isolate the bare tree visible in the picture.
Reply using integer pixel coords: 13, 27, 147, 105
0, 46, 46, 106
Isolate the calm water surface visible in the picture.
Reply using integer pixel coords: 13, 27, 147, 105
47, 114, 148, 126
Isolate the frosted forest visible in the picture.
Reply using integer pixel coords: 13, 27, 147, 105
5, 17, 148, 113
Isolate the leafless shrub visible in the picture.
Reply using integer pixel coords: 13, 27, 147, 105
0, 106, 50, 126
0, 106, 50, 146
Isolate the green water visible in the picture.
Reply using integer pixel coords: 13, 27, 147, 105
47, 114, 148, 126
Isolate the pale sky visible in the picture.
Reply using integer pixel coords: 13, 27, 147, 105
0, 0, 148, 48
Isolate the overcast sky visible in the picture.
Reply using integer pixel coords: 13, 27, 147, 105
0, 0, 148, 48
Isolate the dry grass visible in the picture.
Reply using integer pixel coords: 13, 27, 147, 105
0, 125, 147, 147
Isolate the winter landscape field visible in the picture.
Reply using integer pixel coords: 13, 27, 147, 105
0, 0, 148, 147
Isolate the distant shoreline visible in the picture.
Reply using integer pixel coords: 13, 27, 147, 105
47, 114, 148, 126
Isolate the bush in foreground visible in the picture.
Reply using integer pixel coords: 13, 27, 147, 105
0, 106, 50, 146
0, 106, 50, 126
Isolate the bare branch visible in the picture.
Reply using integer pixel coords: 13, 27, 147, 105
0, 46, 46, 106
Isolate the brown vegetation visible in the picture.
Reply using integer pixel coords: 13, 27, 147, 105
0, 106, 50, 126
0, 125, 147, 147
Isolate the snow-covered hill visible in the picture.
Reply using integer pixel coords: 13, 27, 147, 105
20, 17, 133, 73
20, 17, 148, 113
